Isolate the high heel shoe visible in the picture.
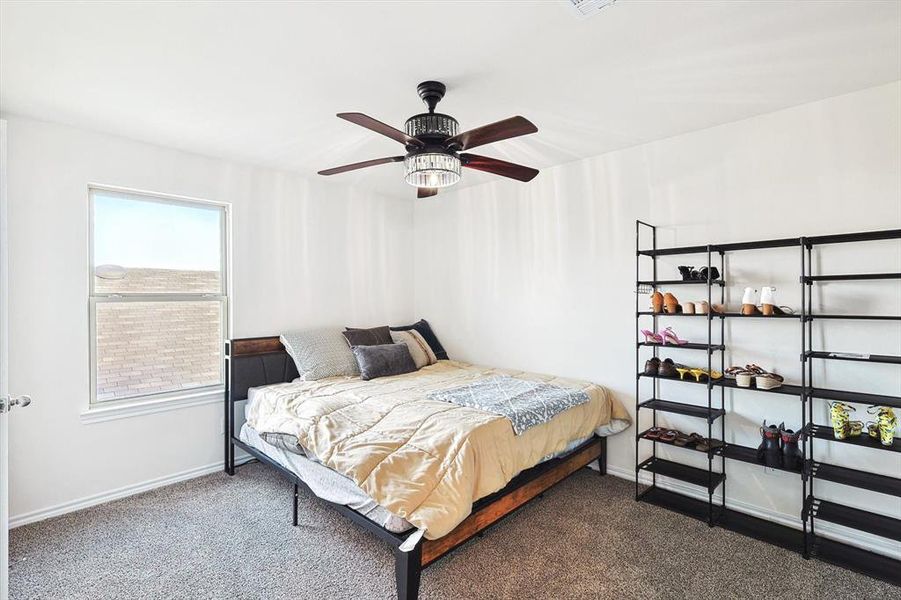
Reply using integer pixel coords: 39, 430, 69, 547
741, 287, 761, 315
663, 292, 681, 314
760, 286, 775, 316
662, 327, 688, 345
650, 291, 664, 314
641, 329, 664, 344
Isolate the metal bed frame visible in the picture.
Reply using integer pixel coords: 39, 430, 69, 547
223, 336, 607, 600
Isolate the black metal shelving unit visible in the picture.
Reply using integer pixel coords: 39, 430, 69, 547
634, 222, 901, 586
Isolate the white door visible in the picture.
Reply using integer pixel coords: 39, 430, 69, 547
0, 117, 19, 600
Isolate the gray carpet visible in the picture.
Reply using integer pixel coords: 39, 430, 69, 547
10, 463, 897, 599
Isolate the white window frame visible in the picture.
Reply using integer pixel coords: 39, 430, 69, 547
84, 184, 231, 422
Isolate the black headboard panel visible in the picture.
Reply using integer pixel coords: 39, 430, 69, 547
226, 337, 299, 402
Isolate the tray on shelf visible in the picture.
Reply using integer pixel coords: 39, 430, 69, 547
637, 398, 725, 423
805, 461, 901, 497
804, 497, 901, 542
638, 457, 724, 493
637, 428, 720, 455
805, 351, 901, 365
638, 372, 804, 397
717, 444, 802, 475
807, 387, 901, 409
638, 341, 725, 352
804, 423, 900, 453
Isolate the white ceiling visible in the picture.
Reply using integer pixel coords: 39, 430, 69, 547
2, 1, 899, 198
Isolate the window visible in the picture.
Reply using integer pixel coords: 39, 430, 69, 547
89, 187, 228, 406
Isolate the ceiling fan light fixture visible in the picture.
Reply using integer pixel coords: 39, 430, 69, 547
405, 113, 459, 138
404, 153, 461, 189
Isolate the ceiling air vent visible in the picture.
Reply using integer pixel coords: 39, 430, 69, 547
567, 0, 618, 18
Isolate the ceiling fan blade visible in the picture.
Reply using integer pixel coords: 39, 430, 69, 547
445, 116, 537, 151
460, 153, 539, 182
417, 187, 438, 198
337, 113, 423, 147
318, 156, 404, 176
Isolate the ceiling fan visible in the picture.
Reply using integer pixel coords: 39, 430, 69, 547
318, 81, 539, 198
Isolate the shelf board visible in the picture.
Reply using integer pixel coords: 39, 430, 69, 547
636, 311, 801, 320
808, 387, 901, 409
717, 508, 805, 553
639, 372, 804, 397
806, 351, 901, 365
638, 398, 725, 423
807, 314, 901, 321
717, 443, 803, 474
638, 457, 724, 493
636, 229, 900, 257
805, 229, 901, 246
637, 428, 721, 455
637, 279, 726, 287
637, 236, 801, 257
804, 497, 901, 542
637, 486, 714, 522
637, 311, 710, 318
813, 536, 901, 586
804, 423, 900, 453
638, 341, 725, 352
638, 487, 806, 553
806, 461, 901, 497
804, 272, 901, 283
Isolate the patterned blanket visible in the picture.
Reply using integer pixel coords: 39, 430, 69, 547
427, 375, 590, 435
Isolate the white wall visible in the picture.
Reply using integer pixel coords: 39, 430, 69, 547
413, 82, 901, 556
5, 116, 414, 522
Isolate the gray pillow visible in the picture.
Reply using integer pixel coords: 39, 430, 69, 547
280, 328, 359, 381
352, 343, 417, 381
343, 325, 392, 347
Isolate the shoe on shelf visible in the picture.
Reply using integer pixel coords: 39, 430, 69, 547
741, 287, 761, 315
641, 329, 664, 344
678, 266, 694, 281
760, 286, 777, 316
650, 291, 664, 314
758, 421, 783, 468
683, 301, 696, 314
658, 358, 678, 378
696, 301, 709, 314
643, 357, 661, 376
663, 292, 681, 314
780, 427, 803, 471
662, 327, 688, 345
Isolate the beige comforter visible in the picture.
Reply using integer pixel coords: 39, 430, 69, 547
246, 360, 629, 540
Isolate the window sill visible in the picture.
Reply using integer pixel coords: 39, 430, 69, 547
80, 388, 223, 424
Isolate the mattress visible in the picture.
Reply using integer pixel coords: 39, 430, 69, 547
239, 422, 414, 533
241, 379, 606, 536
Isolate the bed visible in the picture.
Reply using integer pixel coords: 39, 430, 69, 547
224, 336, 629, 599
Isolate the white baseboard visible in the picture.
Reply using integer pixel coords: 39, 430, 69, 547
10, 452, 252, 529
603, 464, 900, 560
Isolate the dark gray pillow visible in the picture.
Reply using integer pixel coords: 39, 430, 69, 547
343, 326, 392, 347
390, 319, 448, 360
352, 343, 417, 381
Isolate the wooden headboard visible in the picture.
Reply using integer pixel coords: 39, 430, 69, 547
225, 336, 299, 402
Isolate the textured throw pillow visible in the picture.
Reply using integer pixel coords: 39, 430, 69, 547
280, 328, 359, 381
343, 325, 392, 348
352, 343, 417, 381
390, 330, 437, 370
390, 319, 448, 360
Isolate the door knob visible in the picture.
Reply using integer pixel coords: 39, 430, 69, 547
0, 394, 32, 413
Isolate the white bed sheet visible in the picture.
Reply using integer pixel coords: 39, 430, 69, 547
239, 422, 414, 533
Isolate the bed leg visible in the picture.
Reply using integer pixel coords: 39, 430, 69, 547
394, 542, 422, 600
292, 483, 299, 526
598, 436, 607, 476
